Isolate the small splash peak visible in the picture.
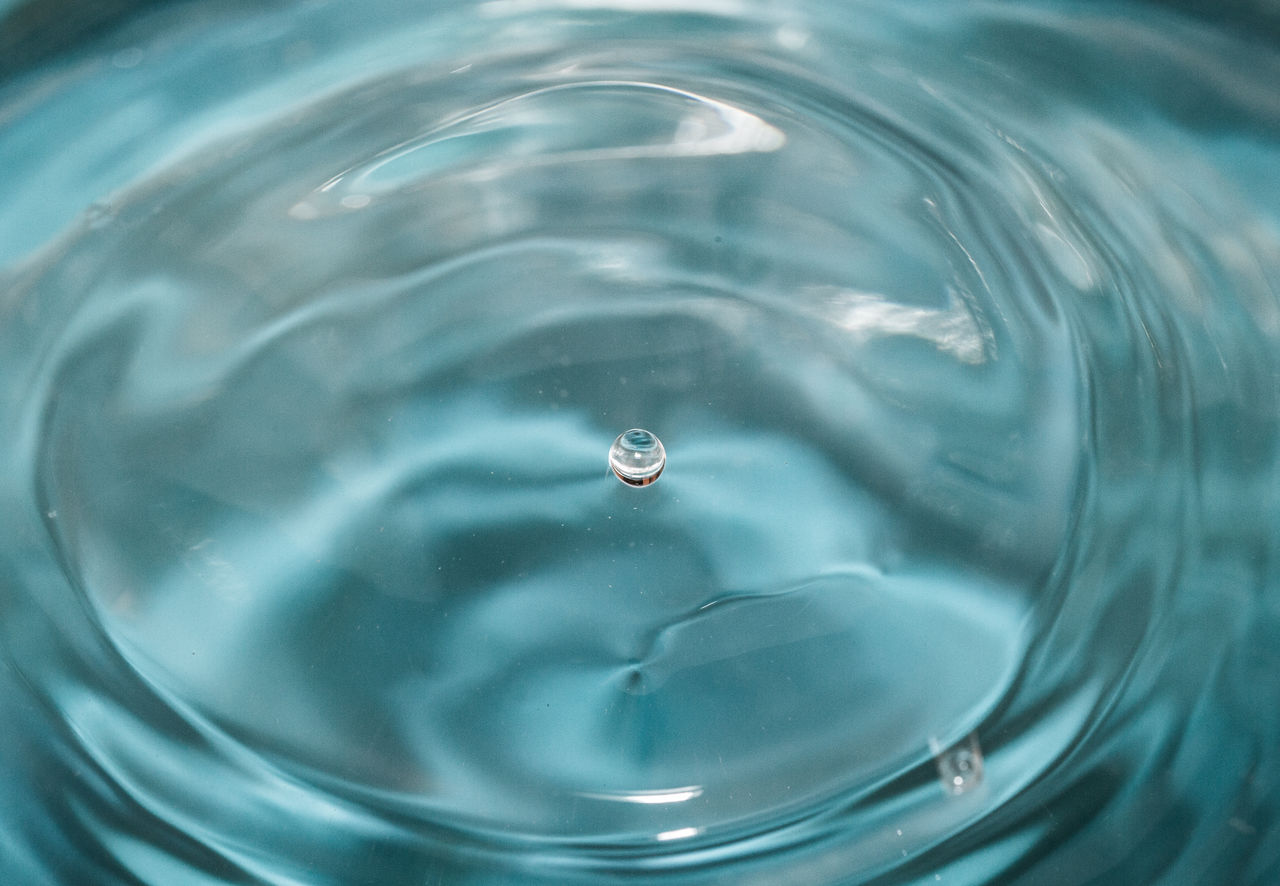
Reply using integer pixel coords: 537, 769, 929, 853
609, 429, 666, 487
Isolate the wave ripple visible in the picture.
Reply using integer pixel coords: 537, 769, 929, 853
1, 1, 1279, 883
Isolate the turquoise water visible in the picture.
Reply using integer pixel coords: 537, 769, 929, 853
0, 1, 1278, 883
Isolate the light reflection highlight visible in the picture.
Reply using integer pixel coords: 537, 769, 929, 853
579, 786, 704, 805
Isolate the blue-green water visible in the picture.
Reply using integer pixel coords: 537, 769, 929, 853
1, 1, 1278, 883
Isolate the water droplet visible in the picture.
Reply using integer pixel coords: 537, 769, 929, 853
931, 733, 983, 796
609, 428, 665, 487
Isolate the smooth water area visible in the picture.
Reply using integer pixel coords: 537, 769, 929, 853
0, 1, 1278, 883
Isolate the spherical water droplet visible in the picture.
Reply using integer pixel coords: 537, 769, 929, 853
931, 733, 984, 796
609, 429, 665, 487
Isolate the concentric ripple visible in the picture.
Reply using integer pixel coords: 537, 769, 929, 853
1, 1, 1279, 884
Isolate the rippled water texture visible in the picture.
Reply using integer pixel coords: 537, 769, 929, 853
2, 1, 1279, 883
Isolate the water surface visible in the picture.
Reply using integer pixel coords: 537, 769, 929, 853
0, 1, 1278, 883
